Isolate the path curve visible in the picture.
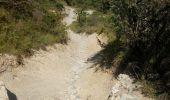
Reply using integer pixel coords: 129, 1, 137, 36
0, 6, 114, 100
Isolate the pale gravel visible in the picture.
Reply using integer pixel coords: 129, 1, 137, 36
0, 6, 114, 100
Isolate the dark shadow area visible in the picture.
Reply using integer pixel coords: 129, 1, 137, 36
87, 39, 170, 99
7, 89, 17, 100
87, 39, 128, 75
87, 0, 170, 97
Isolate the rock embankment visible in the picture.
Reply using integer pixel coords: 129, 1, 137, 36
0, 55, 17, 100
0, 81, 9, 100
108, 74, 152, 100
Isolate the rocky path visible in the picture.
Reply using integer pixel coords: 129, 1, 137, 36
0, 6, 114, 100
0, 6, 153, 100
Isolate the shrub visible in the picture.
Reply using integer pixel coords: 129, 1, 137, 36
0, 0, 67, 58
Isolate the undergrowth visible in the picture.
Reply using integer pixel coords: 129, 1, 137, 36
69, 0, 170, 99
0, 0, 67, 59
71, 8, 164, 99
70, 9, 116, 41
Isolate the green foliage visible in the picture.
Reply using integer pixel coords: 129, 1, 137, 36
74, 0, 170, 96
0, 0, 67, 57
71, 10, 115, 41
0, 0, 34, 19
110, 0, 170, 73
140, 78, 157, 98
77, 9, 87, 27
110, 0, 170, 95
64, 0, 111, 13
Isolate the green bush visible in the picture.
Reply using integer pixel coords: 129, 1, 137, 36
71, 10, 115, 41
71, 0, 170, 97
0, 0, 67, 57
64, 0, 111, 13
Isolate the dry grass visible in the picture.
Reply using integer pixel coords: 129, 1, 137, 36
0, 0, 67, 59
70, 10, 115, 41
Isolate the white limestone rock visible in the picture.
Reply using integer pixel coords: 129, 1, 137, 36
0, 81, 9, 100
108, 74, 152, 100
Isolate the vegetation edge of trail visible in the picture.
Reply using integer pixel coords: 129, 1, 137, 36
0, 0, 67, 62
67, 0, 170, 99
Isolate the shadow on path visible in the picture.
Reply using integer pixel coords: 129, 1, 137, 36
87, 39, 129, 76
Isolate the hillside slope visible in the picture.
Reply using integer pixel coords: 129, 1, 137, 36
0, 0, 66, 57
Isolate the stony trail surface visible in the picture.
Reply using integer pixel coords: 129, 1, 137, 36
0, 6, 114, 100
0, 6, 152, 100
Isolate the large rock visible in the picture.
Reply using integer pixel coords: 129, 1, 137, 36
108, 74, 151, 100
0, 81, 9, 100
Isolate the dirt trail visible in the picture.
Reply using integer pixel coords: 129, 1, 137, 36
0, 6, 114, 100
